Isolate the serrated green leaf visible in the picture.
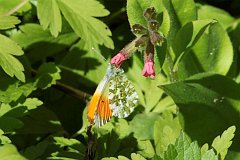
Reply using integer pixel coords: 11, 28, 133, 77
36, 62, 61, 89
200, 143, 209, 156
164, 144, 177, 160
201, 149, 218, 160
0, 144, 26, 160
54, 137, 80, 148
160, 73, 240, 150
0, 16, 20, 29
154, 112, 181, 157
57, 0, 113, 49
37, 0, 62, 37
130, 112, 160, 140
21, 98, 43, 110
137, 140, 155, 158
0, 34, 25, 82
174, 131, 191, 159
131, 153, 146, 160
212, 126, 236, 160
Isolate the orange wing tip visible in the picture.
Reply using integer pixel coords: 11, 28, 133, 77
87, 92, 102, 125
94, 95, 112, 127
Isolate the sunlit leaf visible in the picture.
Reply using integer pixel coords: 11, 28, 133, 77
37, 0, 62, 37
0, 16, 20, 29
57, 0, 113, 49
0, 34, 25, 82
212, 126, 236, 160
0, 144, 26, 160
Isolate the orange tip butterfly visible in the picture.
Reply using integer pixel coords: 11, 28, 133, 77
87, 64, 138, 127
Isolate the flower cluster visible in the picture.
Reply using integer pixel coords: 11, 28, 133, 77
111, 7, 163, 79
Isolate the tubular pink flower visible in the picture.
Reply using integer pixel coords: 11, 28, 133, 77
142, 60, 155, 79
110, 52, 126, 67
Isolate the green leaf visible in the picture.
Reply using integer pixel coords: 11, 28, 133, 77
164, 144, 177, 160
137, 140, 155, 158
129, 112, 160, 140
160, 73, 240, 150
11, 23, 78, 63
57, 0, 113, 49
0, 16, 20, 29
0, 129, 11, 145
36, 62, 61, 89
0, 0, 31, 15
60, 39, 108, 87
23, 141, 49, 160
200, 143, 209, 156
154, 112, 181, 157
197, 4, 235, 29
131, 153, 146, 160
21, 98, 43, 110
201, 149, 218, 160
0, 117, 23, 132
176, 22, 233, 79
0, 34, 25, 82
0, 144, 26, 160
212, 126, 236, 160
127, 0, 158, 28
37, 0, 62, 37
52, 137, 85, 159
172, 20, 214, 66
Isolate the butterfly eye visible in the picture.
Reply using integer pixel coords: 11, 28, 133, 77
148, 20, 160, 31
132, 24, 147, 35
143, 7, 156, 20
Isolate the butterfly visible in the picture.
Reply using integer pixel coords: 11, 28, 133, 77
87, 64, 138, 127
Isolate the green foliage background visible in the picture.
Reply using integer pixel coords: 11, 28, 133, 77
0, 0, 239, 159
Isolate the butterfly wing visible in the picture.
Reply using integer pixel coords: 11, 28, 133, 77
87, 64, 114, 127
108, 68, 138, 118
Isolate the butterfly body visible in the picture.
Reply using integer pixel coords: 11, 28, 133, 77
87, 64, 138, 127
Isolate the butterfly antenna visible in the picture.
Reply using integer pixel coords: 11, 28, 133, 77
91, 47, 107, 61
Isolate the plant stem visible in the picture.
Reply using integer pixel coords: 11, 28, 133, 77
166, 52, 177, 82
31, 68, 91, 101
103, 7, 126, 24
4, 0, 29, 16
54, 81, 91, 101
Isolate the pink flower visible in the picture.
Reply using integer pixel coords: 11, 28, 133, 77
110, 52, 126, 67
142, 60, 155, 78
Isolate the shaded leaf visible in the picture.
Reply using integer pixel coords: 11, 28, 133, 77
23, 141, 50, 160
160, 73, 240, 149
36, 62, 61, 89
11, 23, 78, 63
